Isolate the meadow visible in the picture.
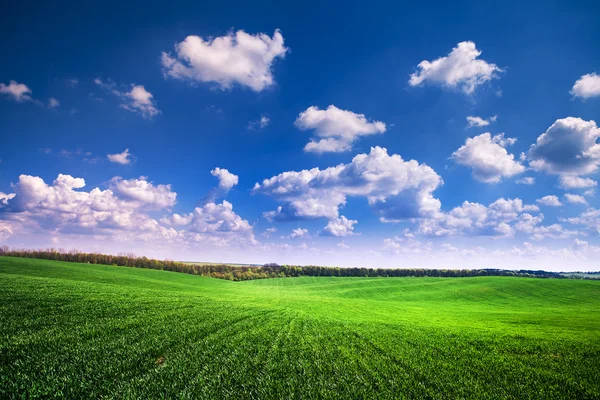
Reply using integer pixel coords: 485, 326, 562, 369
1, 256, 599, 399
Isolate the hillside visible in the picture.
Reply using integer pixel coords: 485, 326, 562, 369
1, 256, 599, 399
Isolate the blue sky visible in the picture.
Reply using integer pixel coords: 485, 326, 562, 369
1, 0, 600, 270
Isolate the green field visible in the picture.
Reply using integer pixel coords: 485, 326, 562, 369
1, 257, 599, 399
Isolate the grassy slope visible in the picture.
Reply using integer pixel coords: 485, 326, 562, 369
1, 256, 599, 399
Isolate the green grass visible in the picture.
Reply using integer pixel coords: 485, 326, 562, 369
1, 256, 599, 399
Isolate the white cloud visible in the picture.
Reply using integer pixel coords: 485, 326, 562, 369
466, 115, 497, 128
263, 192, 346, 222
0, 174, 177, 240
160, 201, 258, 246
202, 168, 239, 204
417, 197, 540, 237
48, 97, 60, 108
107, 149, 133, 165
95, 79, 160, 118
558, 176, 597, 189
565, 209, 600, 234
109, 177, 177, 210
0, 80, 32, 102
409, 41, 502, 94
494, 222, 514, 237
254, 146, 442, 222
173, 201, 254, 234
528, 117, 600, 175
161, 29, 287, 91
0, 192, 16, 205
489, 198, 539, 214
259, 116, 270, 128
571, 73, 600, 99
321, 216, 357, 237
509, 213, 577, 241
564, 193, 587, 205
159, 213, 192, 227
0, 173, 256, 248
451, 132, 525, 183
536, 195, 562, 207
248, 115, 270, 130
516, 177, 535, 185
122, 85, 160, 118
295, 105, 386, 153
288, 228, 309, 239
416, 198, 576, 241
211, 168, 239, 191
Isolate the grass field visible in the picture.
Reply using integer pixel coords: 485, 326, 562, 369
1, 256, 599, 399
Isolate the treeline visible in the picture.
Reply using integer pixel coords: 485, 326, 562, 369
0, 246, 580, 281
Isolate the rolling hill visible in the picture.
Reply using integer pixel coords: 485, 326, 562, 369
1, 256, 599, 399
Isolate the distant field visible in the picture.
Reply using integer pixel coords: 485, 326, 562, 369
560, 272, 600, 279
1, 256, 599, 399
179, 260, 261, 267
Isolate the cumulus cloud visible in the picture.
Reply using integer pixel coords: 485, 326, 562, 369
558, 176, 597, 189
287, 228, 309, 239
451, 132, 525, 183
564, 193, 587, 205
537, 195, 562, 207
162, 201, 254, 237
488, 198, 539, 214
0, 80, 33, 102
321, 216, 357, 237
167, 201, 258, 246
528, 117, 600, 175
122, 85, 160, 118
516, 177, 535, 185
466, 115, 497, 128
571, 73, 600, 99
202, 168, 239, 203
107, 149, 133, 165
95, 79, 160, 118
109, 177, 177, 210
211, 168, 239, 191
0, 173, 255, 247
409, 41, 502, 94
415, 197, 568, 240
0, 174, 177, 240
263, 193, 346, 222
295, 105, 386, 153
161, 29, 287, 92
254, 146, 442, 222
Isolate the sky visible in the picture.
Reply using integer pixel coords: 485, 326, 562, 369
1, 0, 600, 270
